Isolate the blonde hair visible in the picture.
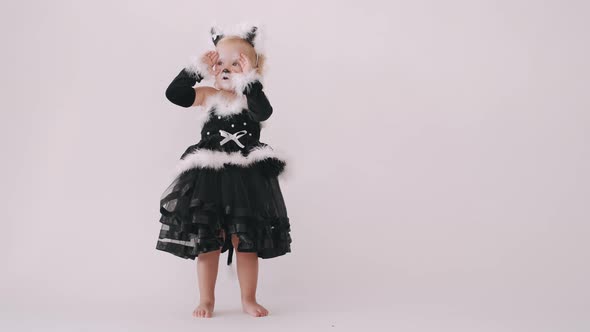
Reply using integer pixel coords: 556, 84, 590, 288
255, 53, 266, 76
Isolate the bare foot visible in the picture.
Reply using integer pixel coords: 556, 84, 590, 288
193, 300, 215, 318
241, 299, 269, 317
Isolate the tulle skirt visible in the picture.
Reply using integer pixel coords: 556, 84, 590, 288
156, 164, 292, 265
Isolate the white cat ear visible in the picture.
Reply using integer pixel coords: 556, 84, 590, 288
235, 23, 265, 54
242, 22, 265, 56
210, 26, 224, 46
243, 26, 258, 46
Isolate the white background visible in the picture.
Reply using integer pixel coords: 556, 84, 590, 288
1, 0, 589, 331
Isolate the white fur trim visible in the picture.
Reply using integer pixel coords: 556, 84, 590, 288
230, 69, 263, 95
189, 93, 247, 138
185, 55, 212, 80
173, 145, 288, 177
198, 92, 248, 117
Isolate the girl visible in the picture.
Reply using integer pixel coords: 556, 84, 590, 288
156, 23, 292, 318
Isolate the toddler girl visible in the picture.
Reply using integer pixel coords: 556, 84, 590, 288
156, 23, 292, 318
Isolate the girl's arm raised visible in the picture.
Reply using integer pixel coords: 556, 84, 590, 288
165, 68, 201, 107
232, 69, 273, 122
165, 52, 217, 108
244, 80, 273, 122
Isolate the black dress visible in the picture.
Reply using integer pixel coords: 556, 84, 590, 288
156, 67, 292, 265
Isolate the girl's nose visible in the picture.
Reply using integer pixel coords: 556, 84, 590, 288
222, 68, 230, 73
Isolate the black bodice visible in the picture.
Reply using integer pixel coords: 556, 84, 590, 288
201, 109, 261, 144
191, 109, 263, 155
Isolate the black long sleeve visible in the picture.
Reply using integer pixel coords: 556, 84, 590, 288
243, 81, 273, 122
165, 68, 203, 108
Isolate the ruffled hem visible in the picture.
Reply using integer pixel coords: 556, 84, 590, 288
155, 165, 292, 265
156, 214, 292, 265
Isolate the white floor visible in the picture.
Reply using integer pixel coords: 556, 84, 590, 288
2, 287, 589, 332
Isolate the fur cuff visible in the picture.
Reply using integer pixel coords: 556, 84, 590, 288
185, 55, 211, 80
230, 69, 262, 95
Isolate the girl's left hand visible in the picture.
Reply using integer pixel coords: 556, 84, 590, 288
238, 53, 253, 73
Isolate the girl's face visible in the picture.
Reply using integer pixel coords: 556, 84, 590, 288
213, 39, 256, 91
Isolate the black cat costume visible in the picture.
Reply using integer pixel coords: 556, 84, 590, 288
155, 24, 292, 266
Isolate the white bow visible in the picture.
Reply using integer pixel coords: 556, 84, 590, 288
219, 129, 247, 148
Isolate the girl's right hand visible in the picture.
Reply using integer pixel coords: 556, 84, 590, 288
202, 51, 220, 77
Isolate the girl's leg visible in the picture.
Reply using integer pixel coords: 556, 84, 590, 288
193, 237, 222, 318
231, 234, 270, 317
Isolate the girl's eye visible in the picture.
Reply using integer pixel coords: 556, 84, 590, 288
232, 62, 239, 66
217, 61, 222, 65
